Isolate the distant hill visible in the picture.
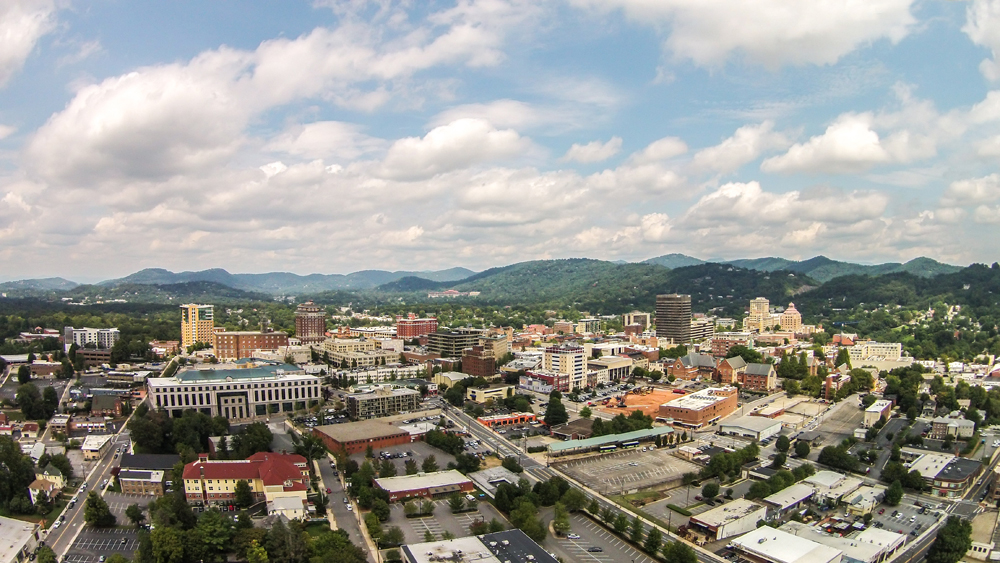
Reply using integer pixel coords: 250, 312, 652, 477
374, 259, 816, 315
100, 267, 477, 294
67, 281, 273, 305
642, 254, 706, 269
0, 277, 79, 292
718, 255, 961, 283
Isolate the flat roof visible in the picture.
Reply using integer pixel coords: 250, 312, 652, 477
804, 471, 847, 489
663, 387, 736, 411
763, 483, 815, 509
780, 521, 887, 563
732, 526, 843, 563
720, 415, 782, 433
374, 469, 471, 493
691, 499, 766, 528
0, 515, 37, 563
401, 536, 499, 563
940, 457, 982, 481
548, 426, 673, 453
81, 434, 113, 450
313, 421, 408, 443
866, 400, 892, 413
150, 362, 312, 384
906, 451, 954, 479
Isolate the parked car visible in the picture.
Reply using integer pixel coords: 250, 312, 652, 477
567, 534, 580, 539
587, 547, 603, 553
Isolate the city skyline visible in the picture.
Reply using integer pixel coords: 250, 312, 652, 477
2, 1, 999, 281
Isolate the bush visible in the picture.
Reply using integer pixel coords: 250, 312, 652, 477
666, 504, 692, 516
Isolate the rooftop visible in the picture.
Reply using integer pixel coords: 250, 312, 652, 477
663, 386, 737, 411
81, 434, 114, 450
865, 400, 893, 413
374, 469, 471, 493
732, 526, 843, 563
690, 499, 766, 528
720, 415, 782, 432
119, 453, 181, 470
0, 514, 37, 563
400, 529, 557, 563
745, 363, 775, 376
548, 426, 673, 453
153, 362, 309, 384
313, 420, 409, 443
763, 482, 815, 509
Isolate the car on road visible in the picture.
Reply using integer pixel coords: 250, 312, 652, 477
52, 521, 61, 529
326, 488, 332, 494
567, 534, 580, 539
694, 495, 703, 501
587, 547, 603, 552
628, 462, 639, 466
347, 505, 353, 511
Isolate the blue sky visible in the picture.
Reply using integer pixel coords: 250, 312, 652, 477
1, 0, 999, 282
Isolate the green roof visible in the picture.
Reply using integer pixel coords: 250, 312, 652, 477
548, 426, 674, 453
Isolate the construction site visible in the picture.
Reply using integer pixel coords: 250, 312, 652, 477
595, 386, 682, 418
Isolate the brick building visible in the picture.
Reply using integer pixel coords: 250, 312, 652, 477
374, 470, 474, 502
294, 301, 327, 344
183, 452, 309, 506
396, 314, 439, 339
667, 353, 717, 380
76, 348, 112, 368
461, 345, 496, 379
658, 386, 738, 429
91, 394, 123, 417
312, 421, 413, 454
739, 363, 777, 391
715, 356, 747, 385
212, 331, 290, 361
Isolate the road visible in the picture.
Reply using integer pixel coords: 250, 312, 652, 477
316, 457, 374, 563
46, 429, 134, 558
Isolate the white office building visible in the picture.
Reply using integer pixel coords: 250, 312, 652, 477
147, 360, 321, 420
64, 326, 120, 350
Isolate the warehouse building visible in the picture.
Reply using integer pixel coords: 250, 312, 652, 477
373, 470, 474, 502
401, 529, 558, 563
731, 526, 843, 563
312, 421, 413, 455
719, 415, 783, 441
688, 499, 767, 541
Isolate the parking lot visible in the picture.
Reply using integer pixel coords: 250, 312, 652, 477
349, 440, 457, 474
67, 526, 140, 562
555, 448, 702, 494
543, 512, 656, 563
386, 498, 506, 544
813, 401, 865, 447
869, 502, 943, 538
102, 492, 155, 521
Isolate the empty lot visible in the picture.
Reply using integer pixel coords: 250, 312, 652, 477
555, 448, 701, 494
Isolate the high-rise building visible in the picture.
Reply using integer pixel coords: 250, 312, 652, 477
294, 301, 326, 343
744, 297, 779, 332
462, 345, 496, 379
180, 304, 214, 348
426, 328, 482, 357
543, 345, 586, 390
396, 314, 439, 339
655, 294, 692, 343
63, 326, 120, 349
779, 303, 802, 333
622, 312, 651, 330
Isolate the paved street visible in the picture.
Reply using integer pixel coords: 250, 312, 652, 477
317, 451, 374, 563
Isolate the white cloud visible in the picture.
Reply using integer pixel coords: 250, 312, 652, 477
942, 174, 1000, 206
690, 121, 790, 174
973, 205, 1000, 223
571, 0, 915, 69
629, 136, 687, 165
0, 0, 57, 88
759, 112, 935, 174
377, 118, 532, 180
964, 0, 1000, 81
561, 137, 622, 163
56, 39, 103, 68
0, 125, 16, 140
264, 121, 385, 161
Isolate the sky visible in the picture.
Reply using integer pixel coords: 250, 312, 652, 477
1, 0, 1000, 283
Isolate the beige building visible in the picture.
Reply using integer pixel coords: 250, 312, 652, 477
81, 434, 114, 460
180, 304, 214, 348
780, 303, 803, 332
623, 312, 651, 330
346, 386, 421, 419
465, 384, 515, 404
543, 345, 586, 391
478, 334, 510, 361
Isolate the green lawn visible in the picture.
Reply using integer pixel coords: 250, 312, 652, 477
303, 521, 331, 537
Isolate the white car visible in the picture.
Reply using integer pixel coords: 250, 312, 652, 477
346, 505, 353, 511
567, 534, 580, 539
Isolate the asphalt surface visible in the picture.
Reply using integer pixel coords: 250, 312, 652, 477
317, 450, 374, 563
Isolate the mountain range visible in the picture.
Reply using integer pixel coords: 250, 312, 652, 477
641, 254, 961, 283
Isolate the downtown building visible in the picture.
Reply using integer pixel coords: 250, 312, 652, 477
183, 452, 310, 506
396, 314, 439, 339
294, 301, 327, 343
180, 304, 215, 348
64, 326, 120, 350
346, 386, 421, 419
212, 331, 290, 361
655, 294, 692, 344
147, 360, 321, 420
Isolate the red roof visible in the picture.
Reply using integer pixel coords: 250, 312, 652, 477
22, 422, 39, 431
183, 452, 307, 484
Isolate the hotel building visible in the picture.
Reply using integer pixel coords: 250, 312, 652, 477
180, 304, 215, 348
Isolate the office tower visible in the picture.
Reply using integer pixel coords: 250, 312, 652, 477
655, 294, 692, 343
180, 304, 214, 348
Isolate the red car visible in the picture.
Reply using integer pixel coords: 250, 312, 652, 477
326, 488, 332, 494
878, 509, 885, 515
694, 496, 703, 501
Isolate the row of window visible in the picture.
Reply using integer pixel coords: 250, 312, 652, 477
155, 385, 319, 407
158, 379, 316, 393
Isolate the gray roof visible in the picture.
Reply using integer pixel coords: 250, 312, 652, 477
549, 426, 673, 453
681, 353, 717, 368
722, 357, 747, 369
745, 363, 775, 376
119, 453, 180, 470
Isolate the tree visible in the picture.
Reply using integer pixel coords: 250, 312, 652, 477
16, 383, 53, 420
553, 503, 571, 536
770, 453, 787, 469
644, 527, 663, 555
235, 480, 255, 508
448, 494, 466, 513
423, 530, 435, 543
372, 499, 391, 522
614, 513, 629, 534
197, 508, 234, 558
885, 480, 904, 506
379, 459, 397, 478
420, 500, 435, 516
246, 540, 268, 563
727, 345, 763, 364
561, 488, 588, 512
84, 491, 117, 527
662, 540, 698, 563
35, 546, 57, 563
404, 501, 418, 517
366, 444, 374, 458
776, 435, 790, 453
509, 500, 547, 542
404, 459, 418, 475
579, 406, 592, 419
382, 526, 405, 547
702, 482, 720, 499
543, 397, 569, 426
126, 503, 146, 527
629, 515, 644, 543
422, 455, 439, 473
502, 456, 524, 473
927, 516, 972, 563
794, 441, 811, 458
17, 365, 31, 385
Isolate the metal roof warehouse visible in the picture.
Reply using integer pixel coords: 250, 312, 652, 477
548, 426, 673, 455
